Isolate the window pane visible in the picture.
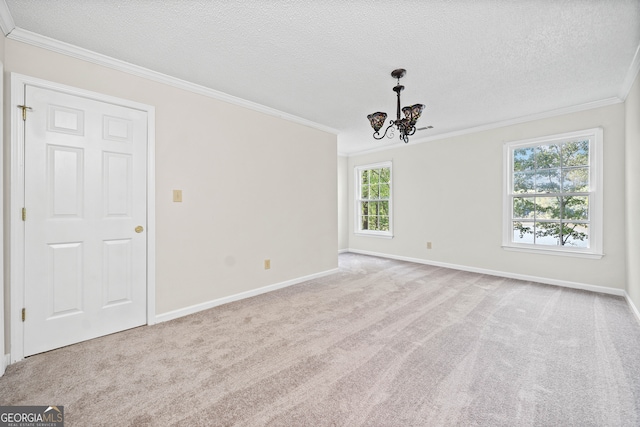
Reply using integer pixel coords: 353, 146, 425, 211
535, 169, 561, 193
380, 167, 390, 183
380, 216, 389, 231
361, 201, 369, 215
379, 201, 388, 215
563, 223, 589, 247
361, 184, 369, 199
361, 170, 369, 185
513, 147, 535, 171
513, 197, 534, 219
562, 168, 589, 193
379, 183, 390, 199
514, 171, 535, 193
361, 216, 369, 230
535, 197, 561, 220
370, 202, 378, 216
513, 221, 534, 244
562, 140, 589, 167
368, 216, 378, 230
370, 169, 380, 184
535, 145, 561, 169
563, 196, 589, 220
369, 185, 379, 199
534, 222, 561, 246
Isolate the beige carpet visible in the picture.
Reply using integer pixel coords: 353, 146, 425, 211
1, 253, 639, 426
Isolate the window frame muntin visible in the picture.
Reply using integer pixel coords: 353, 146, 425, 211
354, 161, 393, 238
502, 128, 603, 258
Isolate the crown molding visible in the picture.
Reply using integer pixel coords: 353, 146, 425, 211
6, 27, 340, 135
619, 42, 640, 101
347, 96, 623, 157
4, 23, 635, 150
0, 0, 15, 36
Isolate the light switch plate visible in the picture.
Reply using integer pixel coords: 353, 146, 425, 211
173, 190, 182, 202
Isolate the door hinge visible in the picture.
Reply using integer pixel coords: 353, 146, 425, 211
22, 308, 26, 322
17, 105, 33, 121
22, 207, 26, 221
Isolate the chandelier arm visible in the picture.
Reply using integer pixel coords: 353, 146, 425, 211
387, 126, 396, 139
372, 123, 394, 140
387, 120, 397, 139
407, 126, 417, 136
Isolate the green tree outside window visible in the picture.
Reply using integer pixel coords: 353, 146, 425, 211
512, 140, 590, 247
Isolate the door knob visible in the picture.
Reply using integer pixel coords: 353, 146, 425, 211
135, 226, 144, 233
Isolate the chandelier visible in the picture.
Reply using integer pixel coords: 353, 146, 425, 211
367, 68, 430, 144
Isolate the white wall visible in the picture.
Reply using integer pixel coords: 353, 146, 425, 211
3, 39, 338, 350
625, 71, 640, 311
338, 155, 349, 251
347, 103, 627, 291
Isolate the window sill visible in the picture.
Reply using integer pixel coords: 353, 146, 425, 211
502, 245, 603, 259
354, 232, 393, 239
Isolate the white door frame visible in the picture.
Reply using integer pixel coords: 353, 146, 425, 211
9, 73, 156, 363
0, 61, 5, 375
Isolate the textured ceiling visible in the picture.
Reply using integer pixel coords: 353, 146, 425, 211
4, 0, 640, 154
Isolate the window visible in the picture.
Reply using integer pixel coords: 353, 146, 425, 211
503, 128, 603, 258
355, 161, 392, 237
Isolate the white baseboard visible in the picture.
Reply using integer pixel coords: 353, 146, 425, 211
625, 292, 640, 325
338, 248, 349, 254
345, 249, 625, 297
2, 354, 9, 376
155, 267, 339, 323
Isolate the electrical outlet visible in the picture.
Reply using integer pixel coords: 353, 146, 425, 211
264, 259, 271, 270
427, 242, 432, 249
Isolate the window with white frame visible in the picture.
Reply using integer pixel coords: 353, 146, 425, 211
355, 162, 392, 237
503, 128, 603, 258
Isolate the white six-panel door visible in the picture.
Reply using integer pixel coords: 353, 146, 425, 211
23, 84, 148, 356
